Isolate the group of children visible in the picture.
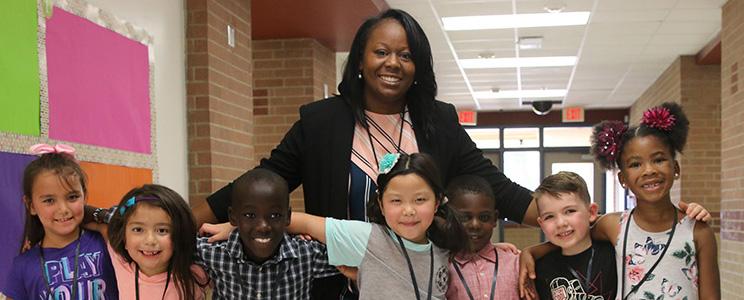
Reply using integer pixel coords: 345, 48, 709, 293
1, 102, 719, 299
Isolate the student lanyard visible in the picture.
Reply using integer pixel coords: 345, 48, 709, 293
620, 208, 677, 300
565, 245, 595, 294
135, 264, 171, 300
40, 229, 82, 299
452, 249, 499, 300
396, 234, 434, 300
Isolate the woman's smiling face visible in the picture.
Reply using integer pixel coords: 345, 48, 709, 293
360, 18, 416, 113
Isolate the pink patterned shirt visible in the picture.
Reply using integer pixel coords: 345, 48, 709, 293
447, 243, 521, 300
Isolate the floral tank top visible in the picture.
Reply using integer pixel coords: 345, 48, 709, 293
615, 210, 698, 300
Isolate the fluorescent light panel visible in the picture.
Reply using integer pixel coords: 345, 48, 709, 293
442, 12, 590, 31
474, 89, 567, 99
460, 56, 576, 69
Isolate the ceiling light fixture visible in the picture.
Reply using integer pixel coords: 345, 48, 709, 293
460, 56, 576, 69
543, 0, 567, 13
442, 11, 590, 31
518, 36, 543, 50
474, 89, 567, 99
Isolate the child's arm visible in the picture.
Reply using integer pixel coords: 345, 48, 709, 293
518, 242, 558, 299
83, 206, 109, 240
287, 212, 327, 243
198, 222, 236, 243
590, 212, 622, 246
694, 221, 720, 299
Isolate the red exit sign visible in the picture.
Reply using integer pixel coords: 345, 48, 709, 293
562, 106, 585, 123
458, 110, 477, 126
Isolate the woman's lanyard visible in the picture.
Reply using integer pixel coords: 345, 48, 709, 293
39, 230, 82, 299
621, 208, 677, 300
135, 264, 171, 300
566, 245, 595, 293
396, 234, 433, 300
452, 248, 499, 300
365, 111, 406, 169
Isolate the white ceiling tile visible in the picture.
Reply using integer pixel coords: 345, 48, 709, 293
590, 10, 668, 23
596, 0, 677, 11
667, 9, 721, 22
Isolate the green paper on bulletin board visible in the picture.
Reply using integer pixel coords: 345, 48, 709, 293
0, 0, 40, 136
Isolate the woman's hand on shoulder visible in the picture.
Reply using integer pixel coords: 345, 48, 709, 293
198, 222, 236, 243
678, 201, 712, 222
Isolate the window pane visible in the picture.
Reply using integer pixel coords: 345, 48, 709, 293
551, 162, 594, 203
503, 151, 540, 191
543, 127, 592, 147
503, 128, 539, 148
465, 128, 500, 149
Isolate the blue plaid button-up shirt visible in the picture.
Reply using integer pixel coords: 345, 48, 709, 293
197, 230, 339, 299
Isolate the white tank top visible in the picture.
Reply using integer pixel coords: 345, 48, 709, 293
615, 210, 699, 300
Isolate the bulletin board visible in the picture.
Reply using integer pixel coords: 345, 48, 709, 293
0, 0, 156, 284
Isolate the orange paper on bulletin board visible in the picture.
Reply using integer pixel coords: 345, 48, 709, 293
80, 162, 152, 208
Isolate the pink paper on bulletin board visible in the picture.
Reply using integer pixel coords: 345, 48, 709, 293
46, 7, 151, 153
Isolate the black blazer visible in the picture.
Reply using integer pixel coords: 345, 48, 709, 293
206, 96, 533, 223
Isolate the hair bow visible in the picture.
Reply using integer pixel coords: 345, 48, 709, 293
118, 195, 159, 216
29, 143, 76, 157
378, 153, 401, 175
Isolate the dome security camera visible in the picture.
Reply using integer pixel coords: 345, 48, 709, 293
531, 101, 553, 115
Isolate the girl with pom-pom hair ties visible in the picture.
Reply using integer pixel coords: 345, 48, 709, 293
588, 103, 720, 300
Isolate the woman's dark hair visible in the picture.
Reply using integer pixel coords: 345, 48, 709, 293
338, 9, 438, 138
591, 102, 690, 169
21, 153, 87, 252
367, 153, 467, 253
108, 184, 206, 300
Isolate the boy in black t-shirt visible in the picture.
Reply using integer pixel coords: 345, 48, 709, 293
530, 172, 617, 300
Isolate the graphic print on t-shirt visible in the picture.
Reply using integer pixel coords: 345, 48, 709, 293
549, 277, 603, 300
41, 250, 110, 299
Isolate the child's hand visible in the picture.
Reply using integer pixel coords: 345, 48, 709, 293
295, 234, 314, 241
493, 242, 520, 255
336, 265, 358, 281
679, 201, 712, 222
519, 250, 537, 300
198, 222, 236, 243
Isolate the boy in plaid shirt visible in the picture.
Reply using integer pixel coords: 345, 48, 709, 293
197, 169, 338, 299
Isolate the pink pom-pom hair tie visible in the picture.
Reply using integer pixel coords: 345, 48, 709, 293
29, 143, 76, 157
641, 106, 676, 131
596, 121, 627, 165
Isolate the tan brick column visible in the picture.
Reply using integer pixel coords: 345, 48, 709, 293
186, 0, 253, 207
720, 0, 744, 297
252, 39, 336, 211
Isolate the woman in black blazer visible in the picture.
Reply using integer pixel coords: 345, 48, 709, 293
193, 8, 539, 299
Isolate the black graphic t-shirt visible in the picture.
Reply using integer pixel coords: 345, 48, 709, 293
535, 240, 616, 300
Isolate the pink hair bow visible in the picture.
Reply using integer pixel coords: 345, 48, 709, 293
29, 143, 76, 157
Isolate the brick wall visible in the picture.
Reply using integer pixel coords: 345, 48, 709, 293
186, 0, 253, 207
720, 0, 744, 297
678, 56, 721, 232
252, 39, 336, 211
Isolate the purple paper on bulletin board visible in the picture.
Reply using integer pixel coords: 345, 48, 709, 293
46, 7, 151, 153
0, 152, 35, 287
